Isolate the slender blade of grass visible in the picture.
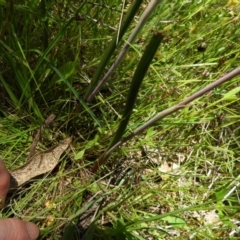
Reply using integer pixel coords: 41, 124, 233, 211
85, 0, 144, 100
45, 59, 102, 128
32, 1, 87, 79
92, 31, 164, 172
87, 0, 163, 102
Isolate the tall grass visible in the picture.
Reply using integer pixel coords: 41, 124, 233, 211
1, 0, 240, 239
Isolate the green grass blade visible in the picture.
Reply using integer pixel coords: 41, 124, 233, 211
85, 0, 144, 100
43, 57, 102, 128
0, 73, 18, 106
110, 31, 164, 148
32, 1, 87, 78
60, 223, 79, 240
92, 31, 164, 172
88, 0, 163, 102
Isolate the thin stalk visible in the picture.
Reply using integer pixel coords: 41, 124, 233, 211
92, 31, 164, 172
87, 0, 162, 102
85, 0, 144, 101
92, 67, 240, 173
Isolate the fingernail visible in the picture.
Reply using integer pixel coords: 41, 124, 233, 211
26, 222, 39, 239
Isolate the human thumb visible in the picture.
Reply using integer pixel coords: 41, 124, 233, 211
0, 218, 39, 240
0, 160, 39, 239
0, 159, 10, 209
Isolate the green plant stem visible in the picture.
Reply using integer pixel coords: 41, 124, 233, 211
92, 31, 164, 173
87, 0, 163, 102
85, 0, 144, 101
110, 31, 164, 149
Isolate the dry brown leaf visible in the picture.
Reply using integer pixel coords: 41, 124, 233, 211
9, 137, 72, 190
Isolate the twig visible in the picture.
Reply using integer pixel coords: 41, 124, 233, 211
28, 114, 56, 159
91, 67, 240, 173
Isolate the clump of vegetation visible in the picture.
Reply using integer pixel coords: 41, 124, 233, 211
0, 0, 240, 239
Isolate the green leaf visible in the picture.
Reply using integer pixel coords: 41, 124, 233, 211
60, 223, 78, 240
162, 216, 187, 228
74, 150, 85, 160
222, 86, 240, 101
51, 61, 75, 83
109, 32, 164, 148
145, 127, 155, 138
215, 188, 228, 202
85, 134, 99, 149
85, 0, 144, 99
